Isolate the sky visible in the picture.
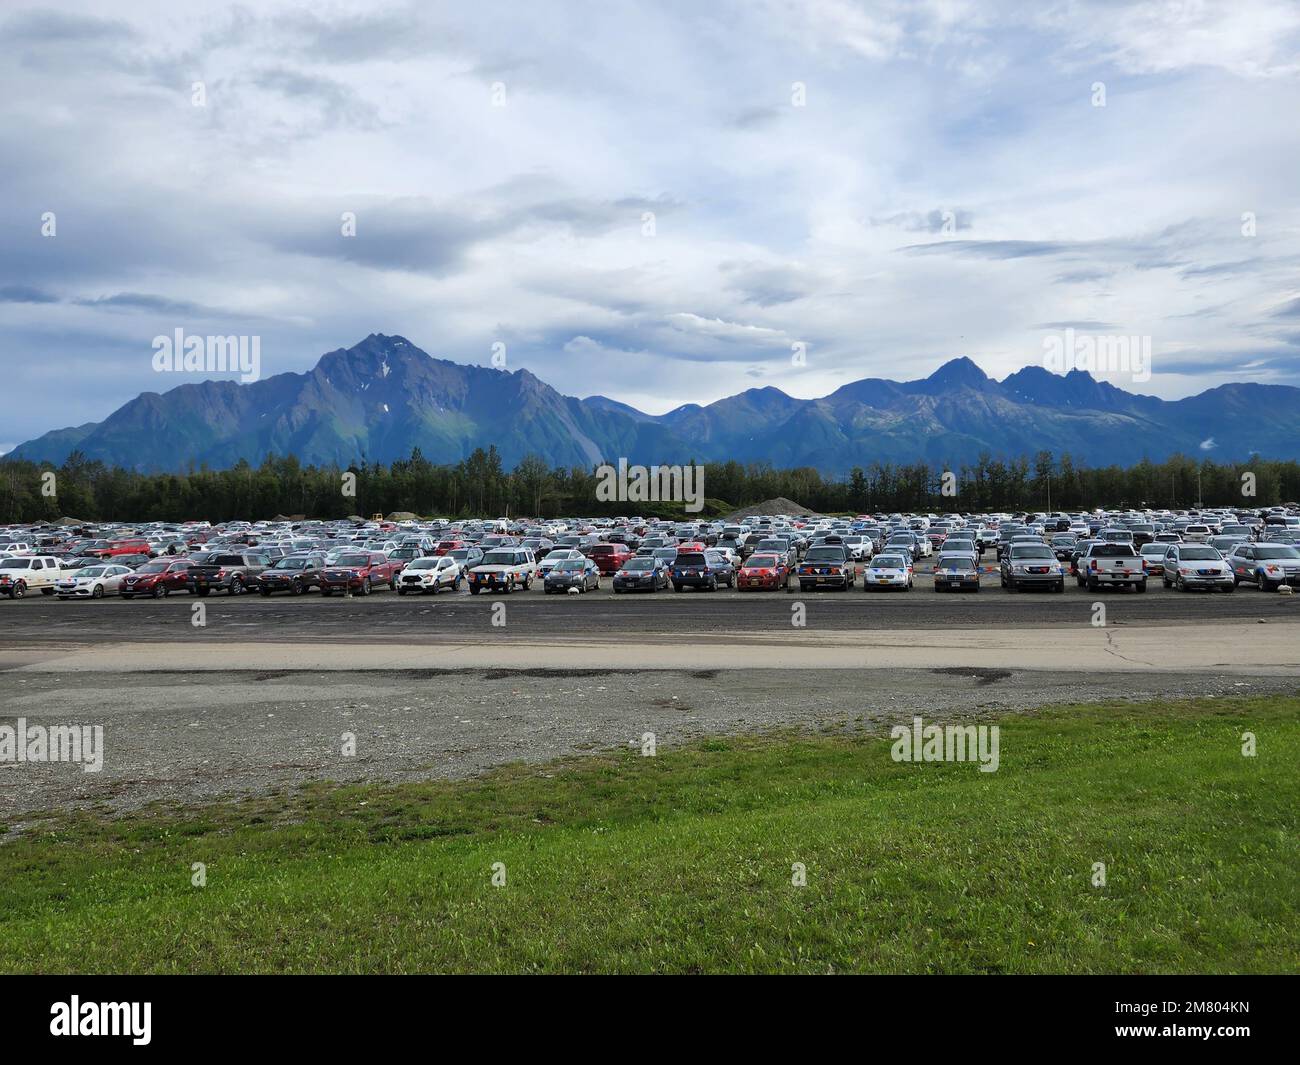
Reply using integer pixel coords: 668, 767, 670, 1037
3, 0, 1300, 453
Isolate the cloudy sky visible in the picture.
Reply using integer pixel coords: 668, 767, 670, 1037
3, 0, 1300, 452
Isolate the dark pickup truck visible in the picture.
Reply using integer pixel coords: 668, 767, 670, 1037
186, 552, 270, 596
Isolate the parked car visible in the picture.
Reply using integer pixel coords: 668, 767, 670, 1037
587, 542, 633, 575
1227, 543, 1300, 591
1000, 544, 1066, 592
395, 555, 460, 594
671, 549, 735, 592
544, 557, 600, 593
612, 557, 669, 593
1075, 543, 1145, 592
120, 558, 195, 598
933, 552, 980, 592
862, 553, 913, 591
1161, 544, 1234, 592
538, 547, 584, 575
796, 544, 854, 592
257, 555, 327, 596
468, 548, 536, 594
0, 555, 65, 598
1138, 543, 1169, 576
319, 551, 403, 595
55, 564, 134, 599
737, 552, 791, 591
186, 552, 271, 596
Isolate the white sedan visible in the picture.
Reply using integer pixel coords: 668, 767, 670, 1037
537, 548, 585, 575
55, 564, 134, 599
862, 553, 913, 591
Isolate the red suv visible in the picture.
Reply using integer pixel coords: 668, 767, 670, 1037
434, 540, 465, 556
587, 542, 633, 575
120, 559, 194, 598
319, 551, 403, 595
102, 538, 154, 559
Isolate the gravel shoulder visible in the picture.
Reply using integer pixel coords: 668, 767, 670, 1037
3, 665, 1297, 824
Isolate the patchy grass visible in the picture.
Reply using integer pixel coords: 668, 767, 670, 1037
1, 696, 1296, 973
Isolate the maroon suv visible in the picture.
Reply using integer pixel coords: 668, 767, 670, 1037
319, 552, 403, 595
120, 558, 194, 598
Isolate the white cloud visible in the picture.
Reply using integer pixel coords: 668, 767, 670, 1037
1, 0, 1299, 442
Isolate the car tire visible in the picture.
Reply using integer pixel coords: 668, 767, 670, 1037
1087, 577, 1098, 591
398, 588, 408, 596
91, 584, 102, 599
229, 577, 243, 596
260, 588, 272, 597
41, 587, 54, 596
1055, 581, 1065, 593
673, 583, 683, 593
1259, 575, 1276, 592
196, 587, 210, 597
321, 588, 333, 597
121, 594, 135, 600
153, 585, 166, 598
1135, 580, 1147, 593
361, 576, 372, 596
470, 586, 481, 595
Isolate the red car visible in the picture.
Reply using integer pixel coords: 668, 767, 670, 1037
319, 551, 404, 595
120, 559, 194, 598
737, 552, 791, 591
586, 542, 633, 575
101, 537, 155, 559
433, 539, 465, 556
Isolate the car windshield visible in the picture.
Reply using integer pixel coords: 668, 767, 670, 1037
874, 556, 906, 568
804, 547, 845, 563
76, 567, 108, 577
1140, 545, 1166, 556
622, 559, 654, 571
746, 554, 780, 567
481, 551, 516, 565
937, 556, 971, 567
675, 552, 708, 566
1257, 547, 1300, 559
556, 560, 586, 572
1178, 547, 1220, 560
337, 554, 369, 566
1011, 547, 1053, 559
138, 561, 170, 572
273, 558, 311, 569
408, 558, 438, 570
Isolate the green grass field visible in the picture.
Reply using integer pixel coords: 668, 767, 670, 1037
2, 695, 1296, 973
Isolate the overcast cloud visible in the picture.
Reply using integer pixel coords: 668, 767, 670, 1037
2, 0, 1299, 451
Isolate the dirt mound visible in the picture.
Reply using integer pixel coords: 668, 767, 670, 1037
724, 497, 814, 520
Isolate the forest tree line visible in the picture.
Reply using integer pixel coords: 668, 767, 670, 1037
1, 447, 1297, 524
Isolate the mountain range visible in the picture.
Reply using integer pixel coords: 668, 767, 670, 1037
8, 334, 1299, 474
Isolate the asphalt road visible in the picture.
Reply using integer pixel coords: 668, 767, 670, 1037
1, 578, 1296, 642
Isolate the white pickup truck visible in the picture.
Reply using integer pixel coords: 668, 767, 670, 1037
0, 555, 65, 598
1076, 543, 1146, 592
